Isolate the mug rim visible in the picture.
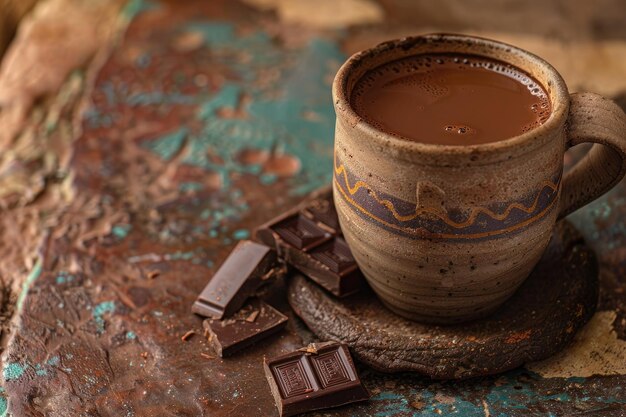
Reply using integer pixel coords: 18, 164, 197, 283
332, 33, 570, 158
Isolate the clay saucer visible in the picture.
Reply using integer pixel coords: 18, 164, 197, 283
288, 221, 598, 379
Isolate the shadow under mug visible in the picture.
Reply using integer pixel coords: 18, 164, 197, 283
332, 34, 626, 323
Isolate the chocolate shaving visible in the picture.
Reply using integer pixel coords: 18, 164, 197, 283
245, 310, 260, 323
181, 330, 195, 341
296, 341, 338, 354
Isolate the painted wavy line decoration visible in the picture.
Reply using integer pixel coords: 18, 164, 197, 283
333, 153, 561, 240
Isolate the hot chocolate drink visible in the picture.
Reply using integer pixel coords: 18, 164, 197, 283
334, 34, 626, 323
351, 53, 551, 145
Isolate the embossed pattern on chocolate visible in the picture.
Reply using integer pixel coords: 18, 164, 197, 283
264, 342, 369, 417
310, 350, 351, 387
274, 359, 314, 397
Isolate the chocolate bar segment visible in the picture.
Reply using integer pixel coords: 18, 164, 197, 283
272, 214, 331, 251
255, 190, 363, 297
310, 238, 356, 273
264, 341, 369, 417
203, 298, 287, 357
192, 240, 277, 319
303, 195, 340, 232
286, 236, 361, 296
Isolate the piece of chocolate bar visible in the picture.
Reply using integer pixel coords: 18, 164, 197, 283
192, 240, 277, 319
303, 194, 340, 232
271, 214, 331, 251
255, 189, 363, 297
203, 298, 288, 357
264, 341, 369, 417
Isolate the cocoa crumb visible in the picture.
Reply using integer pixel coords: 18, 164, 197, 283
245, 310, 259, 323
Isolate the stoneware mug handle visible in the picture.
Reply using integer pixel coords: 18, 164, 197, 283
558, 92, 626, 219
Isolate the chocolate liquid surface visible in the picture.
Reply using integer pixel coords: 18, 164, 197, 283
351, 54, 551, 145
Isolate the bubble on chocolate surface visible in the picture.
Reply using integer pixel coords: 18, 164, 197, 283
444, 124, 477, 135
350, 53, 552, 144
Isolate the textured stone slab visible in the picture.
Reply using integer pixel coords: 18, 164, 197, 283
289, 221, 598, 379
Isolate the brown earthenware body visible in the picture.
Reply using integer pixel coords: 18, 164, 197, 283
332, 34, 626, 323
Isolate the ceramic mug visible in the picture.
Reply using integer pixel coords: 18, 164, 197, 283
332, 34, 626, 323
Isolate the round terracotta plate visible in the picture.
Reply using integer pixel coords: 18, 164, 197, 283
288, 221, 598, 379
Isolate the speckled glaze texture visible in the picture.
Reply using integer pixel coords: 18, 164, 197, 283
332, 34, 626, 323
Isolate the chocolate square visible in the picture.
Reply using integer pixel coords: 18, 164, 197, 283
310, 350, 351, 388
273, 358, 315, 398
310, 237, 355, 274
272, 214, 331, 251
264, 341, 369, 417
303, 197, 340, 231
